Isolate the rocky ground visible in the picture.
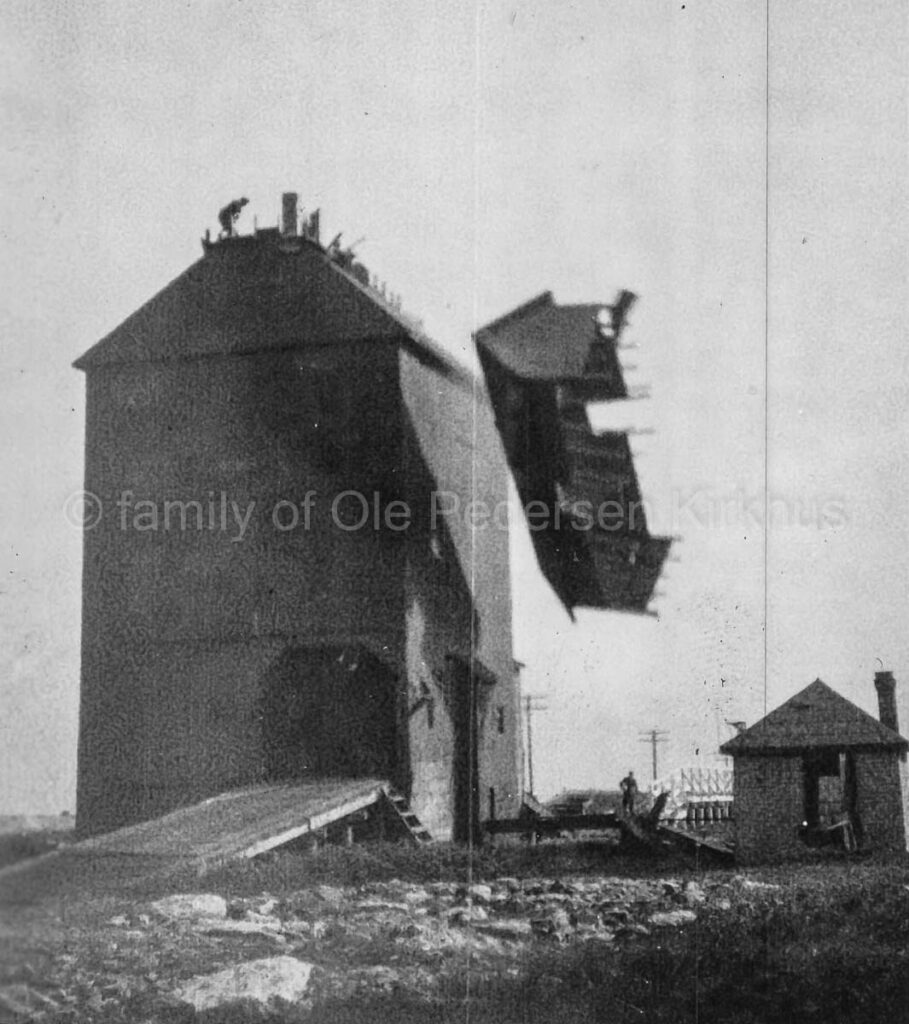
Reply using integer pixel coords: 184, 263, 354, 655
1, 844, 907, 1023
0, 864, 768, 1021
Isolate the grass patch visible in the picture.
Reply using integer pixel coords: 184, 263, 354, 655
0, 831, 69, 869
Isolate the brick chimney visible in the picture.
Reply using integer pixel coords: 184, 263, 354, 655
874, 670, 899, 734
281, 192, 298, 237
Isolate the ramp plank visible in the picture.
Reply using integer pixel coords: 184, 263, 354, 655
73, 778, 389, 865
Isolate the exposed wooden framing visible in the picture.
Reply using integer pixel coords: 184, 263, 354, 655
240, 785, 389, 860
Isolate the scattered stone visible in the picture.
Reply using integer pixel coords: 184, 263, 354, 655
683, 881, 706, 905
195, 919, 285, 941
392, 919, 505, 957
734, 877, 780, 892
390, 920, 426, 939
354, 899, 411, 913
554, 880, 584, 895
630, 888, 659, 903
248, 911, 283, 927
172, 955, 313, 1015
474, 918, 533, 941
649, 909, 697, 928
500, 896, 532, 916
538, 892, 573, 905
315, 885, 347, 906
449, 905, 489, 925
402, 886, 431, 904
572, 907, 602, 928
531, 908, 572, 941
281, 918, 314, 939
358, 966, 401, 991
151, 893, 227, 921
427, 881, 458, 896
618, 923, 652, 937
455, 882, 493, 904
11, 867, 756, 1020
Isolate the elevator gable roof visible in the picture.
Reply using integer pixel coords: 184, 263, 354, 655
474, 291, 670, 616
475, 291, 627, 397
74, 232, 466, 382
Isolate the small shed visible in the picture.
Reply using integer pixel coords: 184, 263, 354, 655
720, 672, 909, 863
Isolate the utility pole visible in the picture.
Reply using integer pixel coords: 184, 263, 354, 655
639, 728, 669, 782
524, 694, 549, 796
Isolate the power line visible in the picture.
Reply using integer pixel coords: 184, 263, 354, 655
524, 693, 549, 796
638, 728, 669, 782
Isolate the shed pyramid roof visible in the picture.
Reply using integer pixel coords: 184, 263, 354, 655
719, 678, 908, 755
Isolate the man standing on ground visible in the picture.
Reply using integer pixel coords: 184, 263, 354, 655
620, 770, 638, 816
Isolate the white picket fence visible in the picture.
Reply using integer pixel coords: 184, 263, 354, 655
651, 766, 734, 824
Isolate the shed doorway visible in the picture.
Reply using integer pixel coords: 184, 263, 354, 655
801, 750, 861, 848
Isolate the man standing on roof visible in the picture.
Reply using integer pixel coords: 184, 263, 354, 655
620, 770, 638, 816
218, 197, 249, 238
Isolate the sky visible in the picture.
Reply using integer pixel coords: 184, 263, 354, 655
1, 0, 906, 812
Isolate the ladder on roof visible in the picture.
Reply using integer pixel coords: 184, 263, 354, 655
384, 789, 432, 844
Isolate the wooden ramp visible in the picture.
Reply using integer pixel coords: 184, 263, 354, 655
72, 778, 392, 868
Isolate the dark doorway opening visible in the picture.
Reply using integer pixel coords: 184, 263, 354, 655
261, 646, 398, 782
802, 749, 839, 829
800, 749, 861, 851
